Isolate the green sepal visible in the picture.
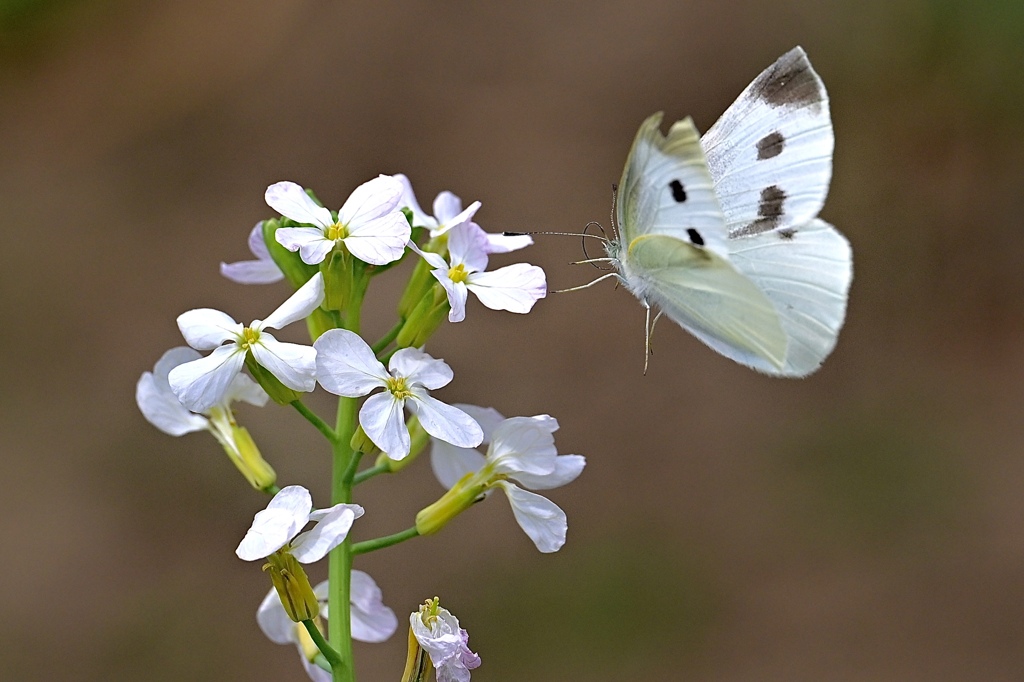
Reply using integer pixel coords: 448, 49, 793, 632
227, 425, 278, 492
415, 471, 486, 536
396, 284, 449, 348
264, 551, 319, 622
261, 218, 319, 290
350, 425, 381, 457
245, 352, 301, 405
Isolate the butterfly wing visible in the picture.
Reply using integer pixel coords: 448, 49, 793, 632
727, 219, 852, 376
700, 46, 833, 238
627, 234, 788, 372
617, 113, 729, 257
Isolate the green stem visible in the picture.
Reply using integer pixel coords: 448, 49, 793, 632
353, 462, 391, 485
291, 400, 337, 443
329, 395, 359, 682
303, 620, 344, 672
352, 527, 420, 555
371, 319, 405, 356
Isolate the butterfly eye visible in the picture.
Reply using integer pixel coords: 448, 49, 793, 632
668, 179, 687, 203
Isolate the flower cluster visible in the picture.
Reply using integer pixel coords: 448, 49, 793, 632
137, 174, 580, 682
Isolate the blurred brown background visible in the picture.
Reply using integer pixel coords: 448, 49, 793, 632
3, 0, 1024, 680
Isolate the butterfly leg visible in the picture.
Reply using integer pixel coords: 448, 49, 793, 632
553, 272, 619, 294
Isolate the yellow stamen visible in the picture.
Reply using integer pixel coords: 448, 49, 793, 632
326, 222, 349, 241
447, 263, 468, 284
386, 376, 413, 400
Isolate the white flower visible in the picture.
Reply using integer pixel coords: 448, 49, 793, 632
236, 485, 363, 563
430, 408, 584, 553
168, 273, 324, 412
220, 222, 284, 284
257, 572, 398, 682
313, 329, 483, 460
410, 600, 481, 682
395, 173, 532, 253
412, 222, 546, 322
268, 176, 410, 266
137, 345, 267, 445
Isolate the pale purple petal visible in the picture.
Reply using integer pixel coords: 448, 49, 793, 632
495, 481, 567, 553
350, 570, 398, 643
221, 224, 283, 284
446, 222, 489, 273
430, 272, 467, 323
291, 504, 360, 563
407, 392, 483, 449
250, 334, 317, 392
390, 347, 453, 390
430, 440, 486, 489
451, 404, 506, 444
136, 372, 209, 436
512, 454, 586, 490
275, 228, 335, 266
248, 222, 272, 259
432, 192, 465, 226
257, 588, 298, 645
394, 173, 437, 229
337, 175, 403, 226
314, 329, 389, 396
466, 264, 546, 314
266, 181, 333, 228
360, 392, 409, 459
176, 308, 242, 350
343, 211, 411, 265
261, 273, 325, 330
484, 232, 533, 254
168, 345, 246, 413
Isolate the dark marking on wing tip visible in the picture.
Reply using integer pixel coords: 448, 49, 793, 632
686, 228, 704, 246
728, 185, 788, 238
777, 228, 796, 240
751, 51, 823, 109
669, 179, 687, 202
757, 131, 785, 160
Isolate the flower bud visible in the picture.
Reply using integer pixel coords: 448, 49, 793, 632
350, 425, 382, 458
263, 551, 320, 623
415, 472, 486, 536
400, 621, 431, 682
396, 284, 449, 348
261, 218, 319, 289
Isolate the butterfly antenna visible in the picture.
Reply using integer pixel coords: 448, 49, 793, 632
580, 221, 613, 270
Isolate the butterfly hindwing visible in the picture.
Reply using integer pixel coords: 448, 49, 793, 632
700, 46, 833, 238
617, 113, 729, 257
727, 219, 852, 376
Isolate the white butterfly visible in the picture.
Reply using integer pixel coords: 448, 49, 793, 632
587, 47, 852, 377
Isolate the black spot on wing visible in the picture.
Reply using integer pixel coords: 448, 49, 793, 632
750, 49, 823, 109
686, 228, 704, 246
669, 179, 687, 202
777, 228, 796, 240
757, 131, 785, 160
729, 185, 788, 238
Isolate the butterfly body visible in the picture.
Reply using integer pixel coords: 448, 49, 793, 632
607, 47, 852, 377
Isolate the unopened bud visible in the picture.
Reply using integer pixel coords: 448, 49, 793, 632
396, 284, 449, 348
263, 551, 319, 623
350, 425, 381, 457
415, 473, 486, 536
245, 353, 301, 405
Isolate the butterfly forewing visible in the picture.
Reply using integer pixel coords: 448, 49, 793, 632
701, 47, 833, 238
618, 113, 729, 257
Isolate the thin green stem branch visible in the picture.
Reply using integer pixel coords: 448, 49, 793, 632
353, 462, 390, 486
371, 319, 404, 356
303, 620, 344, 672
352, 527, 420, 555
291, 400, 337, 443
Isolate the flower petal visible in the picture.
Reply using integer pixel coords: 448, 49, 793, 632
314, 329, 389, 397
495, 481, 567, 553
236, 507, 306, 560
451, 404, 506, 444
275, 228, 335, 266
221, 372, 270, 407
266, 485, 314, 516
446, 222, 489, 273
337, 175, 403, 226
168, 345, 246, 413
407, 392, 483, 449
360, 392, 409, 460
343, 212, 411, 265
136, 372, 209, 436
432, 191, 466, 226
394, 173, 438, 229
256, 587, 298, 645
350, 570, 398, 643
291, 504, 362, 563
430, 440, 486, 490
512, 454, 586, 490
221, 224, 283, 284
250, 334, 317, 392
483, 232, 533, 254
261, 273, 325, 330
153, 346, 202, 382
466, 263, 547, 314
487, 417, 558, 476
176, 309, 242, 350
431, 272, 467, 323
266, 181, 333, 228
390, 347, 453, 390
